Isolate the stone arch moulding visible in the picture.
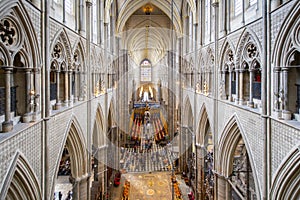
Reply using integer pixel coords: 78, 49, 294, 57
219, 38, 236, 71
108, 97, 116, 125
270, 145, 300, 200
92, 104, 105, 147
183, 95, 193, 127
115, 0, 183, 35
50, 116, 88, 199
217, 114, 262, 199
0, 0, 41, 68
0, 42, 12, 66
272, 1, 300, 67
72, 37, 86, 72
235, 28, 262, 69
50, 28, 73, 68
196, 103, 212, 145
0, 151, 42, 200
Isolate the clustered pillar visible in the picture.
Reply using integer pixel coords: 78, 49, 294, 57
2, 66, 13, 132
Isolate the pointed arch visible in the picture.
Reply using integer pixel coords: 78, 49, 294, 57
235, 28, 262, 69
64, 117, 87, 178
50, 28, 73, 68
183, 96, 193, 127
93, 104, 105, 148
115, 0, 183, 35
0, 151, 42, 200
51, 116, 87, 188
0, 0, 41, 68
219, 39, 235, 71
73, 38, 86, 72
270, 146, 300, 200
196, 104, 212, 145
108, 98, 116, 128
272, 1, 300, 67
0, 42, 12, 65
205, 47, 214, 67
217, 114, 261, 199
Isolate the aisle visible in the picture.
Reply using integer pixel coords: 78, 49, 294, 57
109, 171, 191, 200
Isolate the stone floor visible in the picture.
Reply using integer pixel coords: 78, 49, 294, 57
109, 171, 191, 200
54, 176, 73, 200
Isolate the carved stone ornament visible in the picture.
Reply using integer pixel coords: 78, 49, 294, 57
0, 18, 18, 47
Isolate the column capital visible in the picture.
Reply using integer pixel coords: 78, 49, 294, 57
24, 68, 32, 72
211, 1, 219, 7
1, 66, 13, 71
273, 66, 281, 72
86, 0, 92, 7
237, 68, 245, 73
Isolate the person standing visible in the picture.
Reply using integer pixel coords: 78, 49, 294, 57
58, 191, 62, 200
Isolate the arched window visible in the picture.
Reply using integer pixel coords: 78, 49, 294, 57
65, 0, 74, 15
229, 137, 257, 199
92, 0, 97, 43
249, 0, 257, 7
205, 0, 211, 43
234, 0, 243, 16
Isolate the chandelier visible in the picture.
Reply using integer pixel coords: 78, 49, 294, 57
143, 4, 153, 15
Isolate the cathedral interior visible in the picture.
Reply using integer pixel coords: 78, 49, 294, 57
0, 0, 300, 199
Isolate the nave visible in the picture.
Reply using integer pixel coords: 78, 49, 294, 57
109, 172, 193, 200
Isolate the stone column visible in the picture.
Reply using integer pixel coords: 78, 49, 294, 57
74, 71, 78, 103
62, 0, 66, 23
248, 69, 254, 108
2, 66, 13, 132
63, 71, 69, 106
235, 70, 239, 104
69, 71, 73, 106
33, 68, 41, 121
228, 70, 233, 101
79, 0, 86, 35
23, 69, 32, 123
219, 0, 227, 37
282, 67, 291, 119
215, 174, 227, 200
220, 71, 227, 100
239, 69, 244, 105
273, 66, 281, 117
75, 0, 80, 31
55, 71, 61, 109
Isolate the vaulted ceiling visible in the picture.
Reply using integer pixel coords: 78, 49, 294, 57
105, 0, 196, 66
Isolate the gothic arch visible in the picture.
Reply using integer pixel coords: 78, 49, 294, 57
115, 0, 183, 35
0, 42, 11, 65
183, 96, 193, 128
217, 115, 261, 199
0, 151, 42, 200
51, 116, 88, 199
272, 1, 300, 67
196, 104, 212, 145
93, 105, 105, 148
219, 39, 235, 71
235, 29, 262, 69
72, 38, 86, 72
108, 98, 116, 128
270, 146, 300, 200
0, 0, 41, 68
50, 28, 73, 68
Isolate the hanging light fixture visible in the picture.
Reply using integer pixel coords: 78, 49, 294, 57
143, 4, 153, 15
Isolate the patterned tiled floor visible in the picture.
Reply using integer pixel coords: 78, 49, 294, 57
109, 171, 191, 200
